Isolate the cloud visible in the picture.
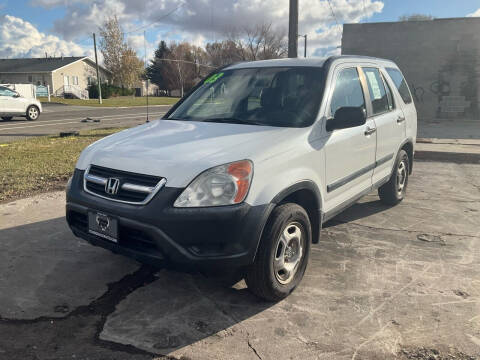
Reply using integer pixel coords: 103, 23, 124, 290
467, 8, 480, 17
30, 0, 384, 57
0, 14, 90, 58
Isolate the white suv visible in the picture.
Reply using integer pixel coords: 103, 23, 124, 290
0, 86, 42, 121
66, 56, 417, 301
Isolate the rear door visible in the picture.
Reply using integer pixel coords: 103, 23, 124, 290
385, 67, 417, 143
361, 67, 406, 184
323, 65, 377, 211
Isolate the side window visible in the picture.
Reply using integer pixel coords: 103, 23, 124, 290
381, 73, 394, 110
363, 67, 390, 115
386, 68, 412, 104
330, 67, 365, 117
0, 86, 16, 97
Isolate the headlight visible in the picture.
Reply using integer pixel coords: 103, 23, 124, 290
174, 160, 253, 207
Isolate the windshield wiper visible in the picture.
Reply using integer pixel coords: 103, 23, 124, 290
201, 118, 265, 126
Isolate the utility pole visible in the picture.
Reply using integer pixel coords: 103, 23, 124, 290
298, 34, 307, 58
288, 0, 299, 58
93, 33, 102, 104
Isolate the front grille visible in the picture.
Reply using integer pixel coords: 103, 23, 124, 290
84, 165, 166, 204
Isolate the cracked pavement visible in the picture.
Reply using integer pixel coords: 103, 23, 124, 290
0, 161, 479, 360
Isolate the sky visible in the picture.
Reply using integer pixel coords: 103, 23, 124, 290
0, 0, 479, 62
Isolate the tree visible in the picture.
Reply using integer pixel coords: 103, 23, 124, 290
120, 48, 144, 89
205, 23, 287, 67
99, 16, 126, 86
99, 16, 145, 89
168, 42, 198, 97
147, 41, 209, 97
146, 41, 173, 92
399, 14, 434, 21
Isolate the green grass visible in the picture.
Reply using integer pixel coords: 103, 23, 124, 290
38, 96, 179, 107
0, 128, 126, 202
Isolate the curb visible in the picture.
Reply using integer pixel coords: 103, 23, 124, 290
415, 151, 480, 164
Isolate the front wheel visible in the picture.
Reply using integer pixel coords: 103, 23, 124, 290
378, 149, 409, 205
246, 203, 311, 301
26, 105, 40, 121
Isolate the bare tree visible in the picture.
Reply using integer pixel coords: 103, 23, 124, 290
206, 23, 287, 66
230, 23, 287, 61
166, 42, 198, 97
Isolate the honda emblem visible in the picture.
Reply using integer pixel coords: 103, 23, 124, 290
105, 178, 120, 195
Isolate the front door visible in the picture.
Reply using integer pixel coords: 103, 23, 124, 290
361, 67, 406, 184
324, 66, 377, 211
0, 86, 20, 115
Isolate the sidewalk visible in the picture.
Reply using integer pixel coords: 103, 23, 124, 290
415, 138, 480, 164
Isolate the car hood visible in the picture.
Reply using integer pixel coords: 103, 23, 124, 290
76, 119, 302, 187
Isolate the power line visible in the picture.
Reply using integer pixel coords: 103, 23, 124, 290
157, 58, 216, 68
326, 0, 339, 26
124, 2, 186, 35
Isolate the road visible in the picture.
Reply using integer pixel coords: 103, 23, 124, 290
1, 161, 479, 360
0, 103, 172, 143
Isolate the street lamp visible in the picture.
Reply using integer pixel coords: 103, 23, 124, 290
298, 34, 307, 58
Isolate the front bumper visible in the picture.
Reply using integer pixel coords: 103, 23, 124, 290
66, 169, 273, 268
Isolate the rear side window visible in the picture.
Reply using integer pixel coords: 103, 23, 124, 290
381, 73, 394, 110
386, 68, 413, 104
330, 68, 365, 116
363, 67, 390, 115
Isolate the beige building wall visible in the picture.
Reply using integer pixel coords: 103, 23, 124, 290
51, 59, 111, 95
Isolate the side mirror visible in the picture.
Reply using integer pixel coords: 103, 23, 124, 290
13, 93, 21, 98
326, 107, 366, 132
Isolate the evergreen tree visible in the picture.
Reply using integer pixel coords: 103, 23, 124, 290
146, 41, 172, 91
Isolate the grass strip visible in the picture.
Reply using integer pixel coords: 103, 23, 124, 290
0, 127, 126, 202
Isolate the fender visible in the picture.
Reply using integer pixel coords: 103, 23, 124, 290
395, 137, 415, 175
271, 180, 323, 244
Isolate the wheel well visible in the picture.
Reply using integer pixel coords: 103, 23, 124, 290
278, 189, 321, 244
401, 141, 414, 174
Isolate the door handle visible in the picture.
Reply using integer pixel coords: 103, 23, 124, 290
364, 127, 376, 136
397, 116, 406, 123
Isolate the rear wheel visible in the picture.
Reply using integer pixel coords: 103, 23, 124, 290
378, 149, 409, 205
1, 117, 12, 121
26, 105, 40, 121
246, 203, 311, 301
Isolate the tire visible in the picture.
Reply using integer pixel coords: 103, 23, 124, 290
378, 149, 409, 205
246, 203, 311, 301
1, 117, 12, 121
26, 105, 40, 121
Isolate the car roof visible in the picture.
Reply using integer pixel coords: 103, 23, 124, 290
224, 55, 398, 70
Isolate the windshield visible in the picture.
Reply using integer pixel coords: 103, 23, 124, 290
167, 66, 324, 128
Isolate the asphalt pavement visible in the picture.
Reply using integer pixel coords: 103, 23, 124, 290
0, 103, 172, 143
1, 161, 479, 360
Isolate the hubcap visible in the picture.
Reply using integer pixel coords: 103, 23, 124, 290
396, 160, 407, 195
29, 108, 38, 119
273, 222, 304, 285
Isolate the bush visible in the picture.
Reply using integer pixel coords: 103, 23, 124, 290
88, 84, 135, 99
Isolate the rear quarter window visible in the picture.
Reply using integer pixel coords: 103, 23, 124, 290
386, 68, 413, 104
